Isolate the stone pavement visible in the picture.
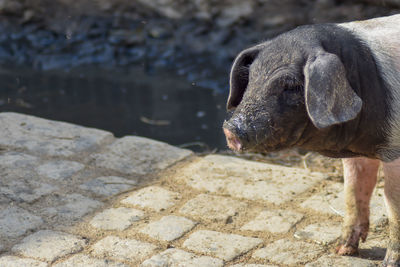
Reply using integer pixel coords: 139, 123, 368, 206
0, 112, 388, 266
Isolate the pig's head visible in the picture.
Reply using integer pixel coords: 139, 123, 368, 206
223, 28, 363, 153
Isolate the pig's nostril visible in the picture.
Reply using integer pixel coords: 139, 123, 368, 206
223, 128, 242, 151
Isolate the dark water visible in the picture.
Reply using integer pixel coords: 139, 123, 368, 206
0, 65, 229, 151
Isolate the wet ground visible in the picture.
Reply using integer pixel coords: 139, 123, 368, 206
0, 64, 228, 152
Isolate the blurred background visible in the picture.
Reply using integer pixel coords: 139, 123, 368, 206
0, 0, 399, 153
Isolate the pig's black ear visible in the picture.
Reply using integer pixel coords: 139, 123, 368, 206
227, 46, 261, 111
304, 52, 362, 129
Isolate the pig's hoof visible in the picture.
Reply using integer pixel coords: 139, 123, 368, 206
337, 223, 368, 256
336, 244, 359, 256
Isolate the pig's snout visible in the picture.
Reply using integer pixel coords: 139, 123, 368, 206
223, 128, 243, 151
223, 117, 251, 152
223, 111, 286, 153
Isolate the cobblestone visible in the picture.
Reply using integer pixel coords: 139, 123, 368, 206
90, 207, 144, 231
0, 152, 39, 168
301, 183, 387, 226
79, 176, 137, 197
36, 160, 85, 180
121, 186, 179, 211
178, 155, 327, 204
140, 215, 196, 241
12, 230, 87, 262
0, 206, 43, 238
42, 193, 102, 222
300, 183, 343, 214
241, 209, 303, 233
359, 233, 387, 260
252, 239, 324, 265
91, 236, 158, 263
141, 248, 224, 267
183, 230, 263, 261
294, 222, 342, 245
0, 112, 113, 157
0, 154, 57, 203
0, 113, 389, 266
0, 256, 48, 267
305, 255, 377, 267
179, 194, 247, 222
0, 178, 57, 203
53, 254, 129, 267
91, 136, 193, 175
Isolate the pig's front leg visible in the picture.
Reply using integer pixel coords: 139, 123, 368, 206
383, 158, 400, 267
336, 157, 380, 256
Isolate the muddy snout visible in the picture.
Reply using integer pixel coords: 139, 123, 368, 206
222, 118, 251, 152
223, 111, 281, 152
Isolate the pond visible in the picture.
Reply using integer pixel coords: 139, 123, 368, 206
0, 65, 229, 152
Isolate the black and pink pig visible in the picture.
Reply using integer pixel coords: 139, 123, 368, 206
223, 14, 400, 267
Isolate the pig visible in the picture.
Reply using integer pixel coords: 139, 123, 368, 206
223, 14, 400, 266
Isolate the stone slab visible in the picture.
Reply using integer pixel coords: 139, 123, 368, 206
12, 230, 87, 262
300, 183, 344, 215
179, 194, 247, 222
305, 255, 377, 267
241, 209, 303, 233
0, 256, 48, 267
80, 176, 137, 197
252, 239, 323, 265
42, 193, 102, 222
140, 215, 196, 241
0, 112, 113, 157
183, 230, 262, 261
0, 152, 39, 168
91, 136, 192, 175
91, 236, 158, 263
294, 222, 341, 245
141, 248, 224, 267
0, 206, 43, 238
300, 183, 387, 227
0, 152, 58, 203
177, 155, 326, 205
53, 254, 129, 267
36, 160, 85, 180
0, 178, 57, 203
90, 207, 144, 231
121, 186, 179, 211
